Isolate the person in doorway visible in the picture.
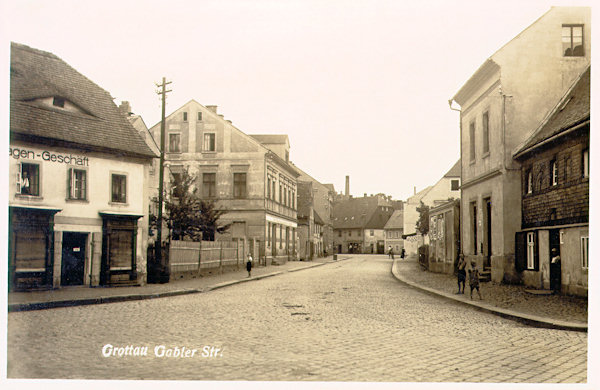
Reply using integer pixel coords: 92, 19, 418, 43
550, 248, 561, 293
246, 253, 253, 278
468, 260, 482, 300
456, 254, 467, 294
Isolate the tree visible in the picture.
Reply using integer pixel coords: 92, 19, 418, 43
416, 201, 429, 235
151, 167, 230, 241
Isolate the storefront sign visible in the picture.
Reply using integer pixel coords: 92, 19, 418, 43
10, 147, 89, 166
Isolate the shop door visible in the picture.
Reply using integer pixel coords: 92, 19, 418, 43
61, 232, 87, 286
549, 229, 561, 291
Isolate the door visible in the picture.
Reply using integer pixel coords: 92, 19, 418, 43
549, 229, 561, 291
483, 198, 492, 268
61, 232, 87, 286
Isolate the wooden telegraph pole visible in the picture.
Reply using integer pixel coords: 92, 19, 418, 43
155, 77, 171, 282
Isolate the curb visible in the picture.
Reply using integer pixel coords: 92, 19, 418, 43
391, 259, 587, 332
8, 259, 344, 312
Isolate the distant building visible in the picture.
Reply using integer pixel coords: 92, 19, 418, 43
449, 7, 590, 283
403, 160, 460, 256
513, 66, 589, 296
9, 43, 157, 290
428, 199, 460, 275
148, 101, 299, 265
384, 210, 404, 254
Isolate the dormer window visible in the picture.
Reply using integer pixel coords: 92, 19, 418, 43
53, 97, 65, 108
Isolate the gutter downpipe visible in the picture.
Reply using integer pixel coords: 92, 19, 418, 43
448, 99, 462, 259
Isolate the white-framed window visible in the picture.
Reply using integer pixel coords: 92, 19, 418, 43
582, 149, 589, 178
16, 162, 40, 196
203, 133, 216, 152
562, 25, 584, 57
526, 232, 536, 270
551, 160, 558, 186
202, 172, 216, 198
68, 167, 87, 200
526, 170, 533, 194
233, 172, 247, 199
581, 236, 589, 269
169, 133, 181, 153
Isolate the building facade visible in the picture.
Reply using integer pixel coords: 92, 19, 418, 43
148, 101, 299, 265
449, 7, 590, 283
513, 67, 589, 296
9, 43, 157, 291
384, 210, 404, 255
428, 199, 460, 275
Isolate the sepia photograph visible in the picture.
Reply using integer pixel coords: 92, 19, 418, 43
1, 0, 597, 389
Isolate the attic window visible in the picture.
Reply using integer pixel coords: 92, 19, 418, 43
53, 97, 65, 108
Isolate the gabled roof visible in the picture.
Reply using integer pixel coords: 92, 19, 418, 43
514, 66, 590, 159
406, 186, 432, 203
443, 159, 461, 178
384, 210, 404, 230
365, 207, 394, 229
249, 134, 289, 145
333, 197, 379, 229
313, 211, 325, 225
10, 42, 156, 158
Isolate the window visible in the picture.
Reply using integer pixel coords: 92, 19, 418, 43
183, 112, 188, 121
203, 133, 215, 152
233, 173, 247, 198
111, 174, 127, 203
68, 168, 87, 200
471, 201, 477, 254
53, 97, 65, 108
267, 177, 271, 199
581, 236, 589, 269
451, 179, 459, 191
551, 159, 558, 186
272, 181, 276, 201
469, 121, 476, 161
526, 232, 536, 270
197, 112, 202, 121
279, 184, 282, 203
358, 230, 361, 237
562, 25, 584, 57
482, 111, 490, 154
582, 149, 589, 178
169, 133, 181, 153
526, 170, 533, 194
267, 222, 271, 247
370, 230, 374, 236
17, 162, 40, 196
349, 231, 351, 237
292, 190, 295, 209
279, 225, 283, 248
202, 173, 216, 198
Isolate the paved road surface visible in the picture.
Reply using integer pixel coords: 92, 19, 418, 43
7, 255, 587, 382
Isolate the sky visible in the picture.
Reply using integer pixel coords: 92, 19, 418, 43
0, 0, 593, 201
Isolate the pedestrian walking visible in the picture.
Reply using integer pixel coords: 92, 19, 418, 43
400, 248, 405, 259
246, 253, 253, 278
388, 246, 394, 259
456, 254, 466, 294
468, 260, 482, 300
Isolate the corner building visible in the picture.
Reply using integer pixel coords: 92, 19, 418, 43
9, 43, 157, 290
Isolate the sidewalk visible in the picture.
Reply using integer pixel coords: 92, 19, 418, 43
392, 256, 587, 332
8, 256, 348, 312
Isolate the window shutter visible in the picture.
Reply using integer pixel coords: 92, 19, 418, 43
68, 168, 73, 199
16, 163, 22, 193
534, 230, 539, 271
515, 231, 526, 272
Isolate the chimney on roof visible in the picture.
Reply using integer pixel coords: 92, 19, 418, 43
414, 186, 416, 195
345, 176, 350, 196
119, 101, 132, 116
206, 105, 218, 113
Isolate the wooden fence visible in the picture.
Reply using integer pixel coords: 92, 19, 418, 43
169, 240, 241, 274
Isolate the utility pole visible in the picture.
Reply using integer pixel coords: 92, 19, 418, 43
155, 77, 172, 282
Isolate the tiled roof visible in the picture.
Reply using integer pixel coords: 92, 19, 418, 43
515, 66, 590, 157
365, 207, 394, 229
249, 134, 289, 145
313, 211, 325, 225
384, 210, 404, 230
443, 159, 461, 177
10, 42, 157, 158
333, 197, 378, 229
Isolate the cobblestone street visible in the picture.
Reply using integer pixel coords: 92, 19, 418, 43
7, 255, 587, 383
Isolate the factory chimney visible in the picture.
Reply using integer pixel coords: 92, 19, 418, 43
345, 176, 350, 196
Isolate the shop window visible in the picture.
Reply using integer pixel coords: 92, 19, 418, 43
109, 229, 134, 270
169, 133, 181, 153
562, 25, 584, 57
17, 162, 40, 196
204, 133, 215, 152
111, 174, 127, 203
68, 168, 87, 200
233, 173, 247, 199
581, 236, 589, 269
526, 232, 537, 270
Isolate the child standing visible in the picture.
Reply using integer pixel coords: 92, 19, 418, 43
468, 260, 482, 300
246, 253, 253, 278
456, 255, 466, 294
